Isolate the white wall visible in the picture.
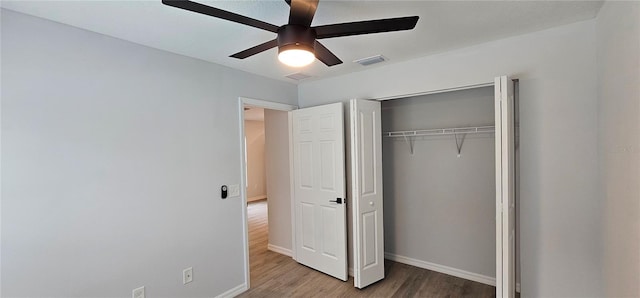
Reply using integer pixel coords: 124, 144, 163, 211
244, 120, 267, 201
299, 20, 601, 297
0, 9, 297, 297
382, 87, 496, 281
264, 109, 293, 253
596, 2, 640, 297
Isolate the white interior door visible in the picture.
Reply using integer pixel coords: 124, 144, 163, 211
495, 75, 515, 298
350, 99, 385, 288
292, 103, 347, 281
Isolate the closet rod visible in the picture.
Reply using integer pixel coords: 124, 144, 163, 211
384, 125, 495, 138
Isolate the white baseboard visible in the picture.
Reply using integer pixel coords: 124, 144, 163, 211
384, 252, 495, 287
215, 283, 247, 298
516, 283, 521, 293
268, 244, 292, 257
348, 267, 354, 277
248, 195, 267, 202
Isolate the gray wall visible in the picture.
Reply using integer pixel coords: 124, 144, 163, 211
299, 20, 600, 297
245, 120, 267, 201
5, 3, 638, 296
596, 1, 640, 297
382, 87, 496, 279
1, 9, 297, 297
264, 109, 293, 252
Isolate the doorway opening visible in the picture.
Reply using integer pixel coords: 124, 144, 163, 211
238, 98, 297, 289
244, 107, 268, 204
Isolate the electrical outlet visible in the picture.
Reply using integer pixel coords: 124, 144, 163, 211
132, 286, 145, 298
228, 184, 240, 197
183, 267, 193, 285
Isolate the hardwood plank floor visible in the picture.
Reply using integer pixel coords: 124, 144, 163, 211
239, 200, 496, 298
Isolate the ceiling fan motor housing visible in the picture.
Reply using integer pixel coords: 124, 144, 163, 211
277, 25, 317, 54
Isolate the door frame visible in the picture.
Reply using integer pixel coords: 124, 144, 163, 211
367, 78, 518, 295
237, 97, 297, 289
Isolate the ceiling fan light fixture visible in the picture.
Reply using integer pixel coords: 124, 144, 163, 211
163, 0, 419, 68
278, 45, 315, 67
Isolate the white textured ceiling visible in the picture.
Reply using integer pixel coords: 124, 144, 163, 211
1, 0, 603, 83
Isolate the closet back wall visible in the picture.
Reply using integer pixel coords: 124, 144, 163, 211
382, 87, 496, 280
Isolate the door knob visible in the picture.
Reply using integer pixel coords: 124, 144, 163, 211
329, 198, 343, 204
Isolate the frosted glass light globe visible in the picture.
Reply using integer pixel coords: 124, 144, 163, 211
278, 49, 315, 67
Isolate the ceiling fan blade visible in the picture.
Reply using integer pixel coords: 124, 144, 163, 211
314, 41, 342, 66
289, 0, 319, 27
230, 39, 278, 59
162, 0, 279, 33
314, 16, 419, 39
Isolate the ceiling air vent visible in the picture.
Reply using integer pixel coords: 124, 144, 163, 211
285, 72, 312, 81
353, 55, 386, 66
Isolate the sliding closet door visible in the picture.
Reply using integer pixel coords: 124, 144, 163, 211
350, 99, 385, 288
495, 76, 515, 298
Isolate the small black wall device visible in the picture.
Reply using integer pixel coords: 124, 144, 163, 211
221, 185, 228, 199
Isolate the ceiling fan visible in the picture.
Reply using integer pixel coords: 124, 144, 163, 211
162, 0, 419, 67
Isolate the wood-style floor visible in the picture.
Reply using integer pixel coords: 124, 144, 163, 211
238, 200, 496, 298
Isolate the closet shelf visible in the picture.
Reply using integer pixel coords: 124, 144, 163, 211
384, 125, 495, 138
383, 125, 495, 155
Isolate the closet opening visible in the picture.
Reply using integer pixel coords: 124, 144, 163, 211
379, 82, 519, 294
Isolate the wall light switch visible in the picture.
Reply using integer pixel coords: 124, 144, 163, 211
228, 184, 240, 197
132, 286, 145, 298
183, 267, 193, 285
